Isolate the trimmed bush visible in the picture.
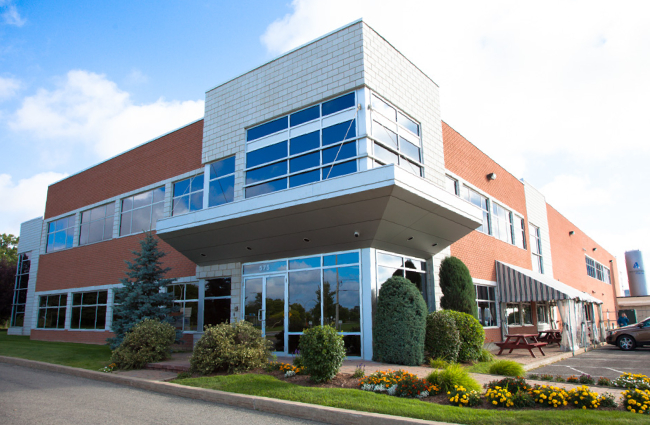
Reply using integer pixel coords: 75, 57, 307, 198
488, 359, 525, 377
190, 321, 271, 375
110, 319, 176, 370
373, 276, 427, 366
438, 256, 477, 317
426, 363, 481, 393
425, 310, 460, 362
432, 310, 484, 362
477, 348, 494, 363
299, 325, 346, 383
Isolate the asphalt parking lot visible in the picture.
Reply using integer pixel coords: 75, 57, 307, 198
531, 345, 650, 379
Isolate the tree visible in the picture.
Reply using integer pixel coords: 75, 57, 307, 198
0, 259, 16, 325
439, 256, 478, 317
0, 234, 19, 265
108, 232, 178, 349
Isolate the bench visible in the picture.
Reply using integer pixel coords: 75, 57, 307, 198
496, 334, 548, 358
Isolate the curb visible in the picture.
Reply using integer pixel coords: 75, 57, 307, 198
0, 356, 454, 425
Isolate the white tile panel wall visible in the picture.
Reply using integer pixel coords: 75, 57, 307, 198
523, 180, 554, 278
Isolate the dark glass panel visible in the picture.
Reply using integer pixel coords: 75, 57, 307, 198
79, 224, 90, 245
203, 298, 231, 328
323, 252, 360, 267
73, 293, 82, 305
16, 289, 26, 304
247, 116, 288, 142
11, 312, 24, 327
289, 131, 320, 155
371, 95, 396, 120
174, 178, 190, 197
120, 212, 132, 236
400, 137, 420, 162
80, 306, 96, 329
60, 294, 67, 306
172, 285, 184, 299
374, 143, 398, 165
153, 187, 165, 203
190, 192, 203, 211
290, 152, 319, 173
290, 105, 319, 127
477, 286, 489, 300
209, 156, 236, 179
405, 270, 425, 293
89, 220, 104, 244
205, 278, 231, 298
288, 334, 301, 355
208, 175, 235, 207
246, 141, 287, 168
39, 296, 47, 307
343, 335, 362, 356
322, 266, 360, 331
322, 120, 356, 146
246, 161, 287, 185
288, 269, 321, 332
173, 197, 190, 216
190, 175, 204, 192
133, 191, 153, 209
96, 306, 106, 329
83, 291, 98, 305
322, 93, 355, 116
245, 178, 287, 198
18, 274, 29, 289
186, 284, 199, 300
244, 278, 263, 333
289, 257, 321, 270
47, 295, 60, 307
37, 308, 46, 328
289, 170, 320, 188
322, 142, 356, 165
131, 206, 151, 233
184, 301, 199, 331
98, 291, 108, 304
324, 160, 356, 179
266, 275, 285, 352
373, 122, 397, 149
398, 112, 419, 136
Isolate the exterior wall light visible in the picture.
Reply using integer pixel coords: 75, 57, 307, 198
593, 247, 597, 252
431, 243, 438, 247
200, 253, 207, 257
407, 236, 414, 241
569, 231, 575, 235
246, 246, 252, 251
303, 238, 310, 242
488, 173, 497, 180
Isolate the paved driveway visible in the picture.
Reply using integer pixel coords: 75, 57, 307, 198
530, 345, 650, 379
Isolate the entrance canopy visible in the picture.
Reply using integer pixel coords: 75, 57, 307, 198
496, 261, 602, 304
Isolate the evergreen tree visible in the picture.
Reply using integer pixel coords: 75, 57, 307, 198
439, 256, 478, 318
108, 232, 178, 349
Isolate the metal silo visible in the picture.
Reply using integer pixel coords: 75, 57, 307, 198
625, 250, 648, 296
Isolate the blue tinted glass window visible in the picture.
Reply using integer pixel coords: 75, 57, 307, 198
289, 131, 320, 155
289, 257, 321, 269
323, 251, 359, 266
289, 170, 320, 188
208, 175, 234, 207
210, 156, 235, 179
190, 175, 204, 192
290, 152, 319, 173
322, 120, 356, 146
324, 160, 356, 179
322, 142, 356, 165
190, 192, 203, 211
246, 141, 287, 168
173, 178, 190, 197
290, 106, 320, 127
245, 178, 287, 198
246, 161, 287, 185
322, 93, 355, 116
247, 116, 288, 142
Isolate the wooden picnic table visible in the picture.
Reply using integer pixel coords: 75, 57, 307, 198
495, 333, 548, 358
537, 329, 562, 347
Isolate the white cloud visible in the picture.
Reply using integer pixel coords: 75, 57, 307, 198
0, 75, 20, 100
9, 70, 204, 159
1, 2, 25, 27
0, 172, 68, 235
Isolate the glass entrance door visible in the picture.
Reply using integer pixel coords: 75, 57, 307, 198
243, 275, 286, 354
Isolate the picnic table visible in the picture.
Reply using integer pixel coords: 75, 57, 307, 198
495, 333, 548, 358
537, 329, 562, 347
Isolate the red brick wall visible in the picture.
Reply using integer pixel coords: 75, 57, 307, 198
44, 120, 204, 219
36, 233, 196, 292
546, 204, 619, 318
443, 122, 532, 281
31, 329, 114, 345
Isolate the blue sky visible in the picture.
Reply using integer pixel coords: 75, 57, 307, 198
1, 0, 648, 290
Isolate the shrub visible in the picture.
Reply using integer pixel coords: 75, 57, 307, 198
566, 375, 579, 383
599, 392, 618, 408
567, 385, 602, 409
430, 358, 450, 369
373, 276, 427, 366
176, 371, 192, 379
352, 364, 366, 379
425, 310, 461, 363
190, 321, 271, 375
486, 386, 515, 408
555, 375, 566, 382
442, 310, 484, 362
426, 363, 481, 393
578, 373, 595, 385
110, 319, 176, 370
477, 348, 494, 363
540, 374, 554, 381
527, 373, 539, 380
447, 385, 481, 407
485, 376, 530, 394
439, 256, 477, 317
512, 391, 535, 408
613, 373, 650, 390
488, 360, 525, 377
299, 325, 346, 383
597, 376, 612, 386
531, 384, 569, 408
622, 388, 650, 414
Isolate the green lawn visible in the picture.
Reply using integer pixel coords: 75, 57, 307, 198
173, 374, 640, 425
0, 330, 112, 370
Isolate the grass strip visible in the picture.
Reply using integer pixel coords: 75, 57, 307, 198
174, 374, 639, 425
0, 330, 111, 371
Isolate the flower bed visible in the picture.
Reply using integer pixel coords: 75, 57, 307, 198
359, 370, 440, 399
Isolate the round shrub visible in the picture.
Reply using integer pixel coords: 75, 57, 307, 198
190, 321, 272, 375
373, 276, 427, 366
439, 256, 477, 317
299, 325, 346, 383
443, 310, 484, 362
425, 310, 461, 362
110, 318, 176, 370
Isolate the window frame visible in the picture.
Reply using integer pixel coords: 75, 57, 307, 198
475, 283, 498, 328
79, 203, 115, 246
10, 253, 30, 327
46, 215, 76, 253
585, 255, 611, 284
529, 223, 544, 274
70, 290, 108, 331
170, 282, 200, 333
172, 174, 205, 216
37, 293, 68, 329
207, 156, 236, 208
506, 301, 534, 326
119, 186, 166, 236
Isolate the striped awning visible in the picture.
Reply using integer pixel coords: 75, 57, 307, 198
496, 261, 602, 304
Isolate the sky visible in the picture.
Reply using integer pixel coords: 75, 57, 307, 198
1, 0, 648, 291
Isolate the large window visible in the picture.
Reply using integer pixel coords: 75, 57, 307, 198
37, 294, 68, 329
492, 203, 513, 244
244, 93, 358, 198
475, 285, 497, 327
506, 302, 533, 326
173, 174, 204, 216
514, 215, 526, 249
208, 157, 235, 207
461, 186, 490, 234
79, 203, 115, 245
204, 278, 231, 327
120, 187, 165, 236
537, 303, 551, 324
70, 291, 108, 330
376, 251, 428, 304
445, 175, 459, 195
170, 283, 199, 332
529, 224, 544, 274
586, 256, 611, 284
46, 215, 75, 253
370, 94, 423, 177
10, 253, 30, 327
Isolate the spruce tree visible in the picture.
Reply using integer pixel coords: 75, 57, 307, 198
108, 232, 178, 349
439, 256, 478, 318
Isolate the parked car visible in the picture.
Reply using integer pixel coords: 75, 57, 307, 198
606, 316, 650, 350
